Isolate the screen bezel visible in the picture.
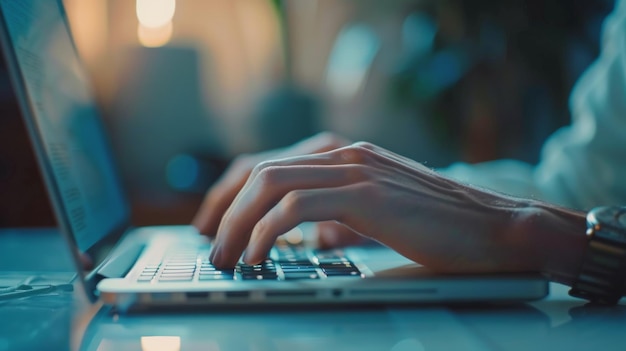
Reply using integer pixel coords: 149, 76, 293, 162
0, 0, 132, 302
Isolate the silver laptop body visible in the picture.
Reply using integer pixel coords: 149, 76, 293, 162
0, 0, 548, 309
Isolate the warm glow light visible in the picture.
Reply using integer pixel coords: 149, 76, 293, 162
140, 336, 181, 351
138, 22, 173, 48
136, 0, 176, 28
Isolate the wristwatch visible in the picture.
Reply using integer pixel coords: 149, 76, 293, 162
569, 206, 626, 305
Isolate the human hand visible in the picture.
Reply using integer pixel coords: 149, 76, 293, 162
192, 132, 366, 248
205, 140, 550, 273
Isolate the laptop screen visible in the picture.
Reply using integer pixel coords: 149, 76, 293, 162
0, 0, 129, 252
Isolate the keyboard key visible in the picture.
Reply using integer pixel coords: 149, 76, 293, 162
323, 269, 361, 277
199, 274, 233, 281
161, 271, 194, 276
277, 255, 310, 262
319, 263, 355, 269
199, 269, 220, 274
319, 260, 352, 266
242, 273, 278, 280
200, 271, 232, 277
160, 276, 195, 281
322, 268, 359, 273
283, 267, 317, 274
243, 269, 274, 275
239, 262, 275, 268
164, 262, 197, 267
237, 264, 277, 276
317, 259, 350, 265
238, 265, 263, 270
163, 266, 196, 271
163, 267, 196, 273
283, 272, 319, 280
277, 260, 312, 266
158, 276, 193, 282
163, 271, 195, 276
199, 270, 230, 276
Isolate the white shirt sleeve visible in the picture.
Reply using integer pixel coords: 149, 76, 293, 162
441, 0, 626, 211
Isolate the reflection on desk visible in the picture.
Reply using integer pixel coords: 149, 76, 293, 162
76, 284, 626, 351
0, 228, 76, 351
81, 306, 482, 351
0, 289, 74, 351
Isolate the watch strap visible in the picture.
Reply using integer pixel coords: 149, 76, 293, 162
569, 207, 626, 305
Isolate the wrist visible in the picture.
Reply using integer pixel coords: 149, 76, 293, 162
510, 201, 587, 285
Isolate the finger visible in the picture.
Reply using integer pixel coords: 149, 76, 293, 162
191, 160, 253, 236
348, 141, 431, 177
350, 141, 418, 166
316, 221, 367, 249
193, 133, 349, 235
211, 165, 370, 267
216, 145, 376, 232
284, 132, 351, 157
246, 150, 358, 179
211, 137, 354, 230
240, 186, 360, 265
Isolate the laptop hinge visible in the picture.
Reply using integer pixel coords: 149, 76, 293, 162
96, 242, 146, 279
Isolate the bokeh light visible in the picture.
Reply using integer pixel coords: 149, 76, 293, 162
136, 0, 175, 47
136, 0, 175, 28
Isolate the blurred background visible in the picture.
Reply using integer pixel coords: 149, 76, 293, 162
0, 0, 616, 227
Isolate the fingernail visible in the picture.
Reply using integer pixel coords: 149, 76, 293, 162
244, 228, 261, 263
209, 244, 220, 263
242, 250, 252, 264
243, 242, 257, 265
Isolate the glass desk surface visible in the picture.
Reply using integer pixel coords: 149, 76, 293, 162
1, 229, 624, 351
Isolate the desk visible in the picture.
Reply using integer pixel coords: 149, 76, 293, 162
74, 284, 625, 351
1, 229, 625, 351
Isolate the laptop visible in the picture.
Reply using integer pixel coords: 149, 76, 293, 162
0, 0, 548, 309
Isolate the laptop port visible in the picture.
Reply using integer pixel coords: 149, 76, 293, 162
265, 290, 316, 298
186, 292, 209, 300
225, 291, 249, 298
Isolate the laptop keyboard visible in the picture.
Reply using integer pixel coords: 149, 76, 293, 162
136, 243, 363, 283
